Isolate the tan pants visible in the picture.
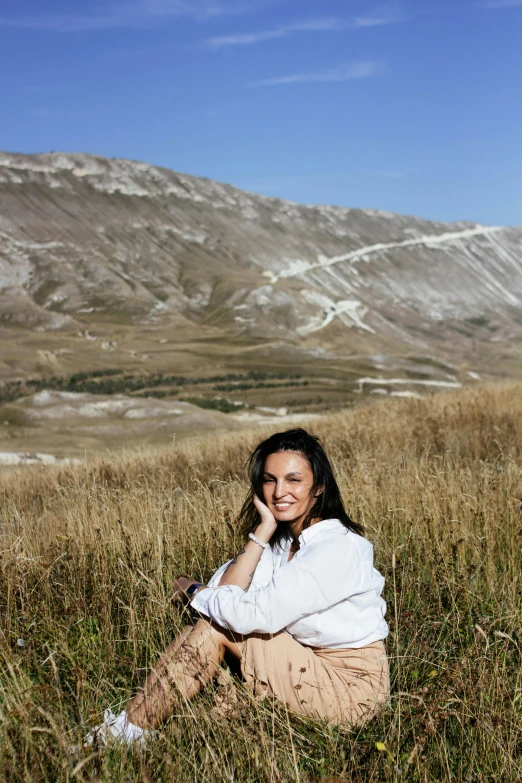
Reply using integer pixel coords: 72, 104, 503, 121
236, 632, 389, 727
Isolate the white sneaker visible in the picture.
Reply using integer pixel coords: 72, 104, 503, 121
82, 708, 152, 749
84, 709, 124, 747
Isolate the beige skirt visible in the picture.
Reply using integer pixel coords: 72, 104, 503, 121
235, 631, 389, 727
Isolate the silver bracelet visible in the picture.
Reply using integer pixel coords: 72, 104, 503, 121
248, 532, 269, 550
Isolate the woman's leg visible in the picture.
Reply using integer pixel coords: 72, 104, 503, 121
125, 619, 243, 730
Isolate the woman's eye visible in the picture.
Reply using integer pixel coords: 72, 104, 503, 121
263, 477, 274, 483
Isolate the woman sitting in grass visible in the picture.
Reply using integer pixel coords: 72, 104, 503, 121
87, 428, 389, 745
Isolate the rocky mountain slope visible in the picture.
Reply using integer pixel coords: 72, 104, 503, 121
1, 150, 521, 392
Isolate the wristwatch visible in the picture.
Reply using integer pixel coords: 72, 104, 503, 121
186, 582, 203, 598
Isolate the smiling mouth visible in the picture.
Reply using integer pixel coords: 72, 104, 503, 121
274, 502, 293, 511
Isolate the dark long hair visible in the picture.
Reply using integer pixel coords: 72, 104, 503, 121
237, 428, 364, 546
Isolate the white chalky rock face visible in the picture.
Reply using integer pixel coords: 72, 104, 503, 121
0, 150, 521, 374
0, 452, 77, 466
17, 391, 194, 421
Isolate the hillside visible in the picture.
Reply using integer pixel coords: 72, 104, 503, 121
1, 150, 522, 456
1, 150, 521, 384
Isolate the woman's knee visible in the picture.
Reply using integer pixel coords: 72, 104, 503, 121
191, 618, 229, 649
193, 617, 216, 634
190, 619, 244, 659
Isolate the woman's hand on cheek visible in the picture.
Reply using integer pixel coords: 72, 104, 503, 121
253, 493, 278, 538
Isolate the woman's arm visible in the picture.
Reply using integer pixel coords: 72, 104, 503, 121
191, 534, 374, 635
218, 495, 277, 590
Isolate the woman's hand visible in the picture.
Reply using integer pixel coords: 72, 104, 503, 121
253, 493, 278, 540
170, 577, 203, 603
218, 495, 276, 590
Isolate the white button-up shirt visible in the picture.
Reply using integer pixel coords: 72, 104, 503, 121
191, 518, 389, 649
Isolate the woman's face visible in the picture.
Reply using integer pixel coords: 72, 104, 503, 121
261, 450, 321, 526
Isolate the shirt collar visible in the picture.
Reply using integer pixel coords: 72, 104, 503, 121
298, 518, 345, 545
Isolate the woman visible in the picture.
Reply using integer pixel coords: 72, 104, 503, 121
87, 428, 389, 746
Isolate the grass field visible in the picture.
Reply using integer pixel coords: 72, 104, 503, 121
0, 384, 521, 782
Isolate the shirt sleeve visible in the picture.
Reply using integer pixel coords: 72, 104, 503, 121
205, 544, 275, 591
206, 560, 232, 588
191, 534, 373, 635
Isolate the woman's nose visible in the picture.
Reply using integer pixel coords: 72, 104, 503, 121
273, 480, 286, 498
274, 481, 284, 498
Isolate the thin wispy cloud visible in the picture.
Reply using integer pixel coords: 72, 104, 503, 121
249, 61, 385, 87
210, 29, 283, 46
208, 6, 404, 49
352, 13, 400, 27
0, 0, 274, 32
352, 3, 405, 28
209, 18, 339, 48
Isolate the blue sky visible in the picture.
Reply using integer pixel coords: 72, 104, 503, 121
1, 0, 521, 225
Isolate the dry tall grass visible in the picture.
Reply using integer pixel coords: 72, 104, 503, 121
1, 384, 521, 782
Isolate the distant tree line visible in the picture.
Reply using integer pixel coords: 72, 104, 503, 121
0, 369, 304, 405
181, 397, 245, 414
213, 380, 309, 392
